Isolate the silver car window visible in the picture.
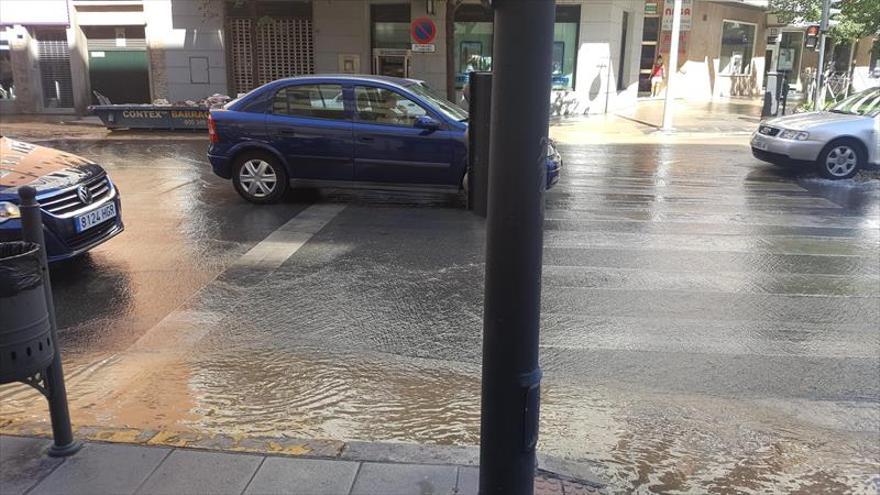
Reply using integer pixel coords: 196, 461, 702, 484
830, 88, 880, 117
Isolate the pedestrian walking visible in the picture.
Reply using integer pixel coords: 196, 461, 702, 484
650, 55, 665, 98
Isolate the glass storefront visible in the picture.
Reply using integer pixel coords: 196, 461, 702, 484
719, 21, 756, 75
778, 32, 802, 79
453, 4, 580, 91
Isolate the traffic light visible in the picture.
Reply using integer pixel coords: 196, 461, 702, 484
821, 0, 843, 31
805, 25, 820, 49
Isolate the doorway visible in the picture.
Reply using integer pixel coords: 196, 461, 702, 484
373, 49, 410, 78
763, 45, 778, 90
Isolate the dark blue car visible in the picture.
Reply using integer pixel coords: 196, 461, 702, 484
0, 137, 124, 261
208, 75, 561, 203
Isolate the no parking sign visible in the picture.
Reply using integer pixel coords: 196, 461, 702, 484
411, 17, 437, 44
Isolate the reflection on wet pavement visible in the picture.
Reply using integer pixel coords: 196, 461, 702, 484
1, 139, 878, 493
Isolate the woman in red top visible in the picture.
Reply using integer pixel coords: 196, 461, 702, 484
650, 55, 665, 97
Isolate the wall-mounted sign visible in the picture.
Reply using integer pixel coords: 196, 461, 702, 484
645, 2, 659, 15
411, 17, 437, 45
661, 0, 693, 32
412, 43, 435, 53
338, 54, 360, 73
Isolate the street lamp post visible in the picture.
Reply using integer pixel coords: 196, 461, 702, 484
661, 0, 682, 131
479, 0, 555, 494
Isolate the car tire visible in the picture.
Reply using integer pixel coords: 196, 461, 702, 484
817, 138, 865, 180
232, 152, 289, 204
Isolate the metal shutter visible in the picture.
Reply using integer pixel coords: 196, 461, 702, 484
36, 29, 74, 108
229, 18, 254, 94
228, 16, 314, 94
256, 18, 313, 85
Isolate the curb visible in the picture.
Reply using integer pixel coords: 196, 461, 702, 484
0, 419, 606, 489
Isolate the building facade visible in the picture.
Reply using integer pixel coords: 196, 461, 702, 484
2, 0, 786, 116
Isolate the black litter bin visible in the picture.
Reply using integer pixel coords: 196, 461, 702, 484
0, 241, 55, 383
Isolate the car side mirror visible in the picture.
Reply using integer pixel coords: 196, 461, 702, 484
414, 115, 440, 131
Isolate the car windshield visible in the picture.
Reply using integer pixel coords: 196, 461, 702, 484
407, 82, 469, 122
829, 88, 880, 117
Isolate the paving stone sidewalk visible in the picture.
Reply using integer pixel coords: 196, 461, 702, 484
1, 436, 603, 495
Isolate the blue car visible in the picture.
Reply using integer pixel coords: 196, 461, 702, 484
0, 137, 124, 262
208, 75, 561, 203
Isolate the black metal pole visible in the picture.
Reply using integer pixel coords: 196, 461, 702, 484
479, 0, 555, 493
18, 186, 81, 457
468, 71, 492, 218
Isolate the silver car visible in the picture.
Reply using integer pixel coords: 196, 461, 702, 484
751, 88, 880, 179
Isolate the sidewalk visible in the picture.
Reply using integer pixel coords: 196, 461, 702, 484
1, 435, 603, 495
614, 97, 762, 134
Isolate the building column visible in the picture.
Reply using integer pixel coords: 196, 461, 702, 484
66, 10, 90, 114
8, 26, 41, 113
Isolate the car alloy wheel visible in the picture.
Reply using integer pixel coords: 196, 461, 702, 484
824, 145, 858, 178
238, 159, 277, 198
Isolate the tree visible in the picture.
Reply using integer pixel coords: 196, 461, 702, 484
769, 0, 880, 41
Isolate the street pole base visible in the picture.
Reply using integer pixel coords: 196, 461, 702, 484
48, 440, 83, 457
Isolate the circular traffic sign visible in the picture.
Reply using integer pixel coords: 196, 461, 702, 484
411, 17, 437, 44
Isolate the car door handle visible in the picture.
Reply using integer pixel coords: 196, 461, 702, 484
358, 136, 375, 142
279, 129, 299, 136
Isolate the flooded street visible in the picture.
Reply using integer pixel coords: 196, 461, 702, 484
1, 136, 878, 493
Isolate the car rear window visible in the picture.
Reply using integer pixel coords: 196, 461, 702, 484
272, 84, 347, 120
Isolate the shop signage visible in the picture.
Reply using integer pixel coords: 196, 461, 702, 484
661, 0, 693, 32
660, 31, 688, 54
412, 43, 436, 53
411, 17, 437, 45
645, 2, 658, 15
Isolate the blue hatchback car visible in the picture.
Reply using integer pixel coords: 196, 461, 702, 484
208, 75, 561, 203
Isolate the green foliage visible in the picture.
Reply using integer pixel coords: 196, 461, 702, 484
769, 0, 880, 40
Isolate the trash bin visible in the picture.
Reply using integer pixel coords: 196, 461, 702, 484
0, 241, 55, 384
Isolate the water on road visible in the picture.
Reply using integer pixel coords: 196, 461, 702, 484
1, 137, 878, 493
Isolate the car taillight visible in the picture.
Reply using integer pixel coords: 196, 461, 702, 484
208, 114, 220, 143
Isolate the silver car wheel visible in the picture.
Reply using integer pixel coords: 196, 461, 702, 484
239, 159, 277, 198
825, 146, 857, 177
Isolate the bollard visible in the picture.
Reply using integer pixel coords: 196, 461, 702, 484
17, 186, 81, 457
468, 71, 492, 218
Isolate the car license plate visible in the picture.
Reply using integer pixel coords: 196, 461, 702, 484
75, 203, 116, 233
752, 136, 769, 151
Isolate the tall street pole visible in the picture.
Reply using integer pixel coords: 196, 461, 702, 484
479, 0, 554, 493
661, 0, 682, 131
814, 0, 831, 111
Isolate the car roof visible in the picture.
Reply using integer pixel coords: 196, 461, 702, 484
269, 74, 423, 89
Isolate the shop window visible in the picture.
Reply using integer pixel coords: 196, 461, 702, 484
453, 4, 580, 91
0, 41, 13, 101
719, 21, 756, 75
371, 4, 411, 50
831, 42, 852, 73
272, 84, 346, 120
777, 32, 802, 78
553, 22, 578, 89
